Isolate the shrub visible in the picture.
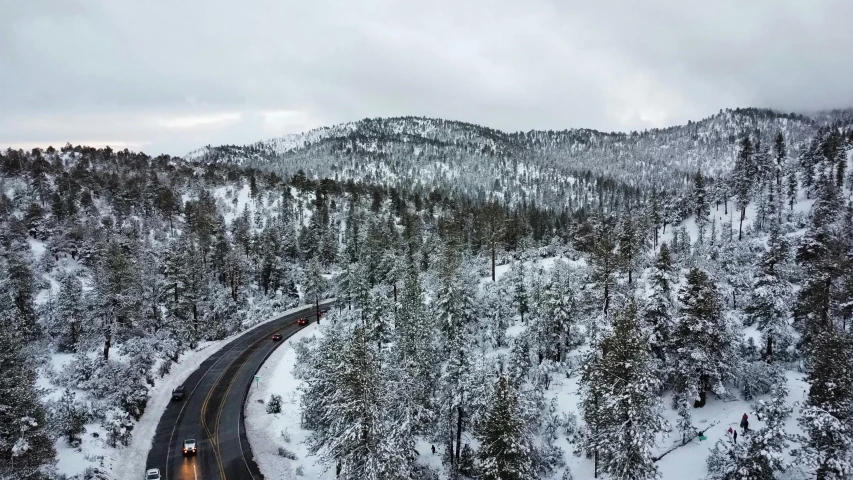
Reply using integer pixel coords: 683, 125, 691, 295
277, 447, 298, 460
267, 394, 282, 414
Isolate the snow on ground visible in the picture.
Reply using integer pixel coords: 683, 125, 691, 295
44, 303, 319, 479
486, 254, 586, 285
246, 229, 815, 480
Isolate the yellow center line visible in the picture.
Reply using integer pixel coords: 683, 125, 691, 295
201, 320, 296, 479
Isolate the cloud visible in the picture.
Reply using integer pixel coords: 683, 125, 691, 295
158, 113, 242, 129
1, 0, 851, 155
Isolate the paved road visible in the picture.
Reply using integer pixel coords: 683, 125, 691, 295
144, 300, 334, 480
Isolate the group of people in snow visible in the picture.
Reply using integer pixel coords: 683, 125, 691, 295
726, 413, 750, 443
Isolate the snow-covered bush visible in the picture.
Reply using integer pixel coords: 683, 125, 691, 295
458, 443, 477, 477
562, 411, 578, 437
277, 446, 298, 460
102, 409, 133, 447
531, 443, 565, 478
266, 394, 282, 414
49, 389, 88, 445
737, 361, 776, 400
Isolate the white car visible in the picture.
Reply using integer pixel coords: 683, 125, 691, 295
183, 438, 197, 455
145, 468, 161, 480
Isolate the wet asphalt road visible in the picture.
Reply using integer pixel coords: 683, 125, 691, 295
144, 301, 333, 480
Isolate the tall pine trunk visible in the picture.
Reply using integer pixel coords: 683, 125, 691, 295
739, 206, 746, 241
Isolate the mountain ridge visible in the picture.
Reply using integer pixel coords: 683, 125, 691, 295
185, 107, 853, 213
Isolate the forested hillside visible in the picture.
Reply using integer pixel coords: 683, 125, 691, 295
189, 108, 853, 210
1, 111, 852, 479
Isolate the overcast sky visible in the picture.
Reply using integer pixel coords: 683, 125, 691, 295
2, 0, 852, 156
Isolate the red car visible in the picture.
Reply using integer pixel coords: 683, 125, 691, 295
297, 318, 309, 326
271, 333, 282, 341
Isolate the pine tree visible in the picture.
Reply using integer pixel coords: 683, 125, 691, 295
794, 175, 846, 346
393, 256, 438, 432
303, 256, 325, 308
51, 388, 88, 445
539, 262, 579, 363
786, 165, 798, 213
589, 215, 618, 319
738, 366, 793, 479
435, 251, 476, 473
55, 271, 86, 353
0, 308, 55, 478
744, 224, 793, 361
673, 268, 738, 407
644, 243, 677, 363
476, 375, 533, 480
649, 193, 662, 249
733, 137, 755, 240
774, 131, 787, 191
796, 330, 853, 479
580, 303, 666, 480
3, 245, 40, 342
693, 171, 710, 241
618, 211, 641, 284
304, 324, 394, 480
510, 260, 529, 324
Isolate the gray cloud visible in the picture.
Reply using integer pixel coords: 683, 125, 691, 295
2, 0, 852, 155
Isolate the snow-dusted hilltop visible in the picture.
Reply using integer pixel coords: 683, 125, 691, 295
187, 108, 853, 209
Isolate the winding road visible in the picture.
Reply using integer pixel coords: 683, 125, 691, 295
144, 300, 334, 480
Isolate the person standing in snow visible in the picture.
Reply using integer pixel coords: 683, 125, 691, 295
740, 413, 749, 432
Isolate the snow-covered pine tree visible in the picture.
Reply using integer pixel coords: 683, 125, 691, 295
693, 171, 710, 242
2, 243, 41, 342
794, 174, 846, 347
774, 131, 787, 192
392, 256, 439, 433
304, 323, 391, 479
733, 136, 755, 240
0, 305, 55, 478
644, 242, 677, 364
303, 255, 325, 307
476, 374, 533, 480
796, 330, 853, 479
510, 260, 529, 324
434, 240, 477, 474
54, 271, 86, 353
50, 388, 88, 445
589, 214, 619, 321
786, 161, 799, 214
618, 210, 642, 284
731, 365, 792, 479
672, 268, 738, 408
744, 221, 794, 361
580, 302, 666, 480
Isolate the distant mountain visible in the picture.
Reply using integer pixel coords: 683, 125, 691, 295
186, 108, 853, 211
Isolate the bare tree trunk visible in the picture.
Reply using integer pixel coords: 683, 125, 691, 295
103, 322, 112, 361
455, 406, 463, 465
738, 206, 745, 241
491, 239, 496, 282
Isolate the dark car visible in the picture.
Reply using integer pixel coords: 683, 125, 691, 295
318, 309, 328, 317
297, 317, 308, 326
271, 333, 282, 341
171, 386, 185, 401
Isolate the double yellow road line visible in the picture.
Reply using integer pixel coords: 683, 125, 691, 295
199, 322, 290, 479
